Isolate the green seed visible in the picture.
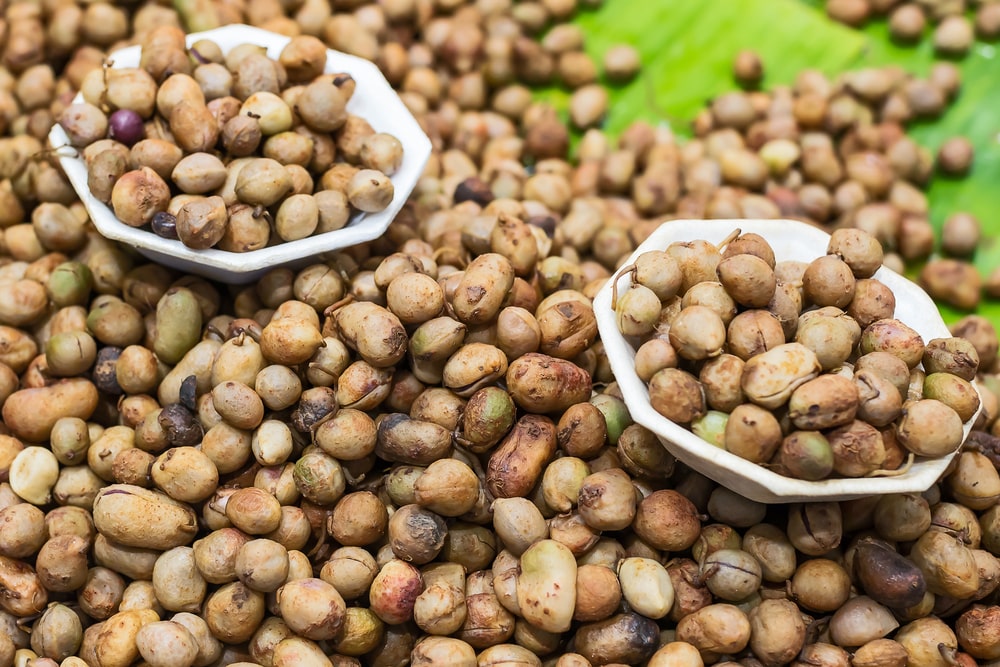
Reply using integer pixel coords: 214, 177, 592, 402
47, 262, 93, 307
692, 410, 729, 448
154, 288, 204, 365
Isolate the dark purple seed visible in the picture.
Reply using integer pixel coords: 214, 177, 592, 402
179, 374, 199, 411
152, 212, 178, 239
453, 177, 494, 206
527, 214, 557, 238
107, 109, 145, 146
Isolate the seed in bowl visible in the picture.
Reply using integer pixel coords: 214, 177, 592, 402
57, 31, 404, 253
614, 228, 978, 482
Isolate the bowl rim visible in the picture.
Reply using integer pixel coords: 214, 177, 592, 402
47, 24, 432, 275
593, 218, 980, 503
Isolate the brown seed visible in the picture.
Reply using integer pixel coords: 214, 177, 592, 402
733, 50, 764, 89
279, 35, 328, 83
111, 168, 171, 228
919, 259, 981, 311
169, 101, 219, 154
176, 196, 229, 250
725, 403, 783, 463
633, 490, 701, 552
603, 44, 640, 83
487, 414, 557, 499
934, 16, 974, 56
889, 4, 926, 42
574, 564, 622, 622
506, 353, 592, 414
803, 255, 856, 308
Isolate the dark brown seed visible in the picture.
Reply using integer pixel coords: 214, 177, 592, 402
733, 50, 764, 89
453, 177, 494, 206
853, 536, 927, 609
937, 137, 974, 176
158, 403, 203, 447
573, 613, 660, 666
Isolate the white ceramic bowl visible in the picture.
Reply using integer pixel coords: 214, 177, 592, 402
48, 25, 432, 284
594, 218, 981, 504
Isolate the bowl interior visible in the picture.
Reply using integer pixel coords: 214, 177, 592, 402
48, 25, 432, 284
593, 218, 979, 504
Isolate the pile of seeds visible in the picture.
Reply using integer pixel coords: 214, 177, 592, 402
59, 29, 402, 251
615, 227, 980, 480
824, 0, 999, 52
674, 54, 990, 312
0, 0, 997, 665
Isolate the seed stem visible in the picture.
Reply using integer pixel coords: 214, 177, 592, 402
610, 263, 636, 311
716, 228, 742, 251
866, 453, 915, 477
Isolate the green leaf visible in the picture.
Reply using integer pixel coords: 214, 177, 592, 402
535, 0, 867, 135
538, 0, 999, 324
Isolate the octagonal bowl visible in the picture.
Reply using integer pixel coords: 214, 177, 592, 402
48, 24, 432, 284
593, 218, 981, 504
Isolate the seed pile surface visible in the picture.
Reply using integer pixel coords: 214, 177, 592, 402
0, 0, 997, 666
616, 227, 980, 480
58, 30, 403, 251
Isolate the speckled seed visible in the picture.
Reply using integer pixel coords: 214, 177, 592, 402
111, 168, 171, 228
360, 133, 404, 175
860, 319, 926, 369
369, 559, 423, 625
675, 604, 751, 657
717, 254, 776, 308
176, 196, 229, 250
517, 540, 577, 633
347, 169, 394, 213
387, 273, 445, 325
92, 484, 198, 550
